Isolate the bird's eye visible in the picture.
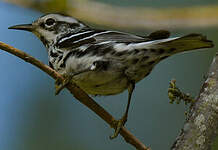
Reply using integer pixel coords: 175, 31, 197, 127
45, 18, 55, 26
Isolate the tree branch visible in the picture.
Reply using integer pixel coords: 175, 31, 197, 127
171, 53, 218, 150
0, 41, 150, 150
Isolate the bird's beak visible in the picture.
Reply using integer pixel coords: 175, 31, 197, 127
8, 24, 34, 32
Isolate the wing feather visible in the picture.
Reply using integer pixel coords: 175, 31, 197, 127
93, 30, 147, 43
56, 28, 171, 49
56, 29, 149, 49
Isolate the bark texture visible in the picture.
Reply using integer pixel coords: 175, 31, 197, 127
172, 54, 218, 150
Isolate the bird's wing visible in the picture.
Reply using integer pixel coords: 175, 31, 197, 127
94, 30, 171, 43
92, 30, 147, 43
56, 28, 172, 51
56, 29, 149, 49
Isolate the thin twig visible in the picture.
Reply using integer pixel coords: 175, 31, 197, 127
0, 41, 150, 150
168, 79, 196, 105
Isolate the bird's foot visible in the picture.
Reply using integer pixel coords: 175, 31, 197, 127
110, 115, 127, 139
55, 75, 71, 95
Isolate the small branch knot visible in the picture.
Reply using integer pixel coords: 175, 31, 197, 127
168, 79, 196, 105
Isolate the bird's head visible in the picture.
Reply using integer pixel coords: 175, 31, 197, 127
9, 13, 87, 46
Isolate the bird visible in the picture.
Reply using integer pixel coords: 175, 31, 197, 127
8, 13, 214, 139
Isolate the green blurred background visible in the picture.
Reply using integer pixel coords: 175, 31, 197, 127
0, 0, 217, 150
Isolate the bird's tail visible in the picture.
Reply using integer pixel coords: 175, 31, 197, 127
144, 33, 214, 54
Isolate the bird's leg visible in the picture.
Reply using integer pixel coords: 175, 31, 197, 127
110, 81, 135, 139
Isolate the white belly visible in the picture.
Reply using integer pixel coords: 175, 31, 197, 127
72, 70, 129, 95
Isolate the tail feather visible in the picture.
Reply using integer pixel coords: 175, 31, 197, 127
156, 33, 214, 53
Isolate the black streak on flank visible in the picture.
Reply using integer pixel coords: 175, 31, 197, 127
140, 64, 148, 68
158, 48, 165, 54
60, 63, 65, 68
142, 49, 148, 52
144, 71, 151, 77
50, 51, 59, 57
141, 56, 149, 62
150, 49, 156, 53
160, 56, 169, 60
72, 45, 95, 58
49, 61, 54, 69
61, 51, 73, 68
95, 84, 101, 88
76, 51, 87, 58
58, 55, 63, 60
132, 58, 139, 64
111, 50, 116, 55
87, 45, 113, 56
148, 60, 156, 65
115, 51, 126, 56
93, 60, 109, 71
61, 44, 110, 60
91, 46, 102, 56
101, 47, 113, 55
133, 49, 140, 54
169, 48, 176, 53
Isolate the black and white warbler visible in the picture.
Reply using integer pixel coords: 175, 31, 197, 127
9, 13, 214, 139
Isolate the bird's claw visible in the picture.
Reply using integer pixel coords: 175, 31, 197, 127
55, 77, 71, 95
110, 115, 127, 139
